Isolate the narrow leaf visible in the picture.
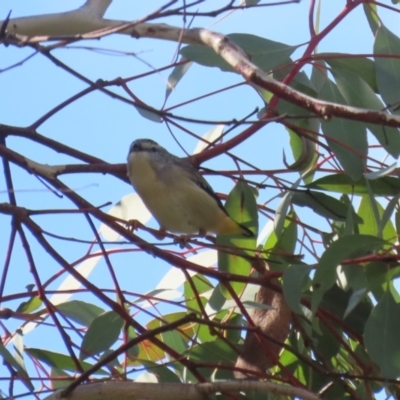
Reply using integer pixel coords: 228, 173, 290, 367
292, 190, 362, 223
181, 34, 296, 73
364, 163, 397, 180
319, 79, 367, 181
193, 125, 224, 155
332, 67, 400, 157
374, 25, 400, 114
165, 57, 192, 100
217, 181, 257, 298
312, 235, 385, 313
80, 311, 124, 360
27, 348, 105, 373
364, 290, 400, 378
364, 181, 382, 238
57, 300, 104, 327
379, 194, 400, 238
134, 104, 162, 122
274, 191, 293, 238
324, 53, 377, 92
0, 341, 33, 391
363, 3, 379, 34
283, 264, 312, 315
308, 174, 400, 196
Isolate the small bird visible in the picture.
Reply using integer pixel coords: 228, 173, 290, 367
127, 138, 253, 237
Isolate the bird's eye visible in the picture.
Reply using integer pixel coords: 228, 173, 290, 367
151, 147, 157, 152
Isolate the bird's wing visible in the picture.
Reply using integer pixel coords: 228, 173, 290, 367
173, 158, 254, 237
176, 159, 228, 215
190, 170, 254, 237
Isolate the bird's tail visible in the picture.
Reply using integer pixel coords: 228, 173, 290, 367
218, 216, 254, 237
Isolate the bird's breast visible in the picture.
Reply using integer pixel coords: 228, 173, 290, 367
127, 152, 160, 194
127, 153, 231, 234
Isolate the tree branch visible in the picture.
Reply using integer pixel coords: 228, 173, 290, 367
44, 380, 320, 400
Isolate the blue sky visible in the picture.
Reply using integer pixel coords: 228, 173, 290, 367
0, 1, 399, 398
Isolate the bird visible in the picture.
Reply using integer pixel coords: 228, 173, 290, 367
127, 138, 253, 237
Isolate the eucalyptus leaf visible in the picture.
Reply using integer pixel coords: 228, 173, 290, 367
364, 290, 400, 378
180, 34, 296, 73
332, 67, 400, 157
80, 311, 124, 360
312, 235, 385, 313
319, 79, 367, 181
292, 190, 362, 223
217, 181, 257, 299
308, 174, 400, 196
374, 25, 400, 114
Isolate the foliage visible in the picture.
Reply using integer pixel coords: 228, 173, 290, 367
1, 1, 400, 399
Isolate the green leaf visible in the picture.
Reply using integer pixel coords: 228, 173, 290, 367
287, 126, 318, 175
146, 312, 193, 351
311, 60, 328, 92
134, 104, 162, 122
365, 181, 382, 237
140, 360, 182, 383
312, 235, 386, 313
50, 368, 71, 389
207, 283, 227, 314
366, 263, 400, 302
292, 190, 362, 223
343, 194, 358, 235
133, 339, 165, 363
227, 180, 258, 237
332, 67, 400, 157
189, 340, 237, 364
16, 296, 42, 313
0, 341, 33, 392
358, 194, 396, 243
193, 125, 224, 154
184, 274, 212, 313
80, 311, 124, 360
58, 300, 104, 326
324, 53, 377, 92
26, 348, 106, 374
265, 207, 299, 273
188, 340, 238, 379
364, 290, 400, 378
319, 79, 367, 181
275, 66, 318, 119
337, 264, 369, 317
314, 322, 341, 360
396, 207, 400, 236
274, 191, 293, 238
321, 285, 373, 336
283, 264, 312, 315
374, 25, 400, 114
365, 163, 398, 180
217, 181, 257, 298
241, 301, 275, 310
165, 58, 192, 100
344, 287, 368, 319
180, 34, 296, 73
13, 329, 26, 374
161, 330, 187, 356
126, 327, 139, 358
363, 3, 379, 35
308, 174, 400, 196
338, 264, 368, 293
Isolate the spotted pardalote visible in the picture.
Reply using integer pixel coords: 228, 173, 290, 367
127, 139, 253, 237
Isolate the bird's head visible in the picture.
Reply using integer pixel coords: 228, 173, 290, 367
128, 139, 165, 155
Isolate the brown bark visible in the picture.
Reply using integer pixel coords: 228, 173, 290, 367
234, 272, 292, 379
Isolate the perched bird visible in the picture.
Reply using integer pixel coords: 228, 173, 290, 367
127, 138, 253, 237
